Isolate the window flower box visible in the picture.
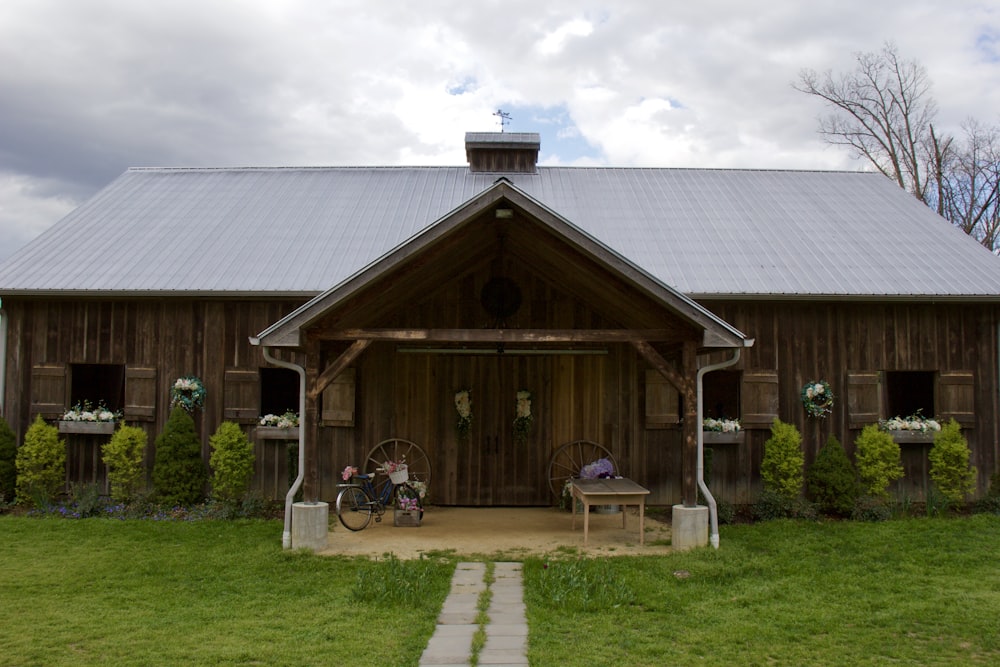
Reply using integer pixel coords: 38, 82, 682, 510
888, 430, 936, 444
702, 431, 745, 445
256, 426, 300, 440
58, 421, 115, 435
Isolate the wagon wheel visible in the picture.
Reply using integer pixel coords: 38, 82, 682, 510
365, 438, 432, 504
547, 440, 618, 499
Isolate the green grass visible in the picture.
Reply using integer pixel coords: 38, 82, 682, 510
0, 518, 453, 666
524, 514, 1000, 666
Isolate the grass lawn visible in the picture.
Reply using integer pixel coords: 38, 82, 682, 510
524, 514, 1000, 666
2, 514, 999, 666
0, 518, 453, 666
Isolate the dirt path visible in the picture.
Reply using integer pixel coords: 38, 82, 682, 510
318, 506, 673, 559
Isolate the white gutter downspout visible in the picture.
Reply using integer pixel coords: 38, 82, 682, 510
0, 298, 7, 417
697, 347, 744, 549
262, 346, 306, 550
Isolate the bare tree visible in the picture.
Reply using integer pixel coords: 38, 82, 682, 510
796, 42, 1000, 253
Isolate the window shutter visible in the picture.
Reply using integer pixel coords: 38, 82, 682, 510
124, 367, 157, 421
740, 371, 778, 427
30, 363, 67, 418
644, 368, 680, 428
847, 371, 882, 429
937, 371, 974, 427
321, 367, 356, 426
224, 368, 259, 423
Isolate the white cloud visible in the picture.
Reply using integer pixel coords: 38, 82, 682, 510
0, 0, 997, 262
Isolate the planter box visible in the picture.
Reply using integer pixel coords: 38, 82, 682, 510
58, 421, 115, 435
702, 431, 745, 445
256, 426, 300, 440
394, 509, 421, 527
889, 431, 936, 444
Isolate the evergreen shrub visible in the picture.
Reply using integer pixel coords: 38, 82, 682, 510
209, 421, 255, 502
854, 424, 903, 499
15, 415, 65, 505
152, 406, 206, 506
0, 416, 17, 502
760, 418, 804, 501
928, 419, 976, 505
806, 435, 859, 516
103, 425, 147, 503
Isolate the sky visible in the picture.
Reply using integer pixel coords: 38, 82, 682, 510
1, 1, 998, 262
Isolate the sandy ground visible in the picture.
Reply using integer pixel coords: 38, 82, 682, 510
317, 506, 673, 559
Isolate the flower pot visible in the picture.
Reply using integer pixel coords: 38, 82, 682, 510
394, 509, 421, 527
58, 421, 115, 435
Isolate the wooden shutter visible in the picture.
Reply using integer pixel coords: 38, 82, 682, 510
123, 367, 157, 421
223, 368, 259, 423
740, 371, 778, 427
937, 371, 974, 427
30, 363, 67, 418
847, 371, 882, 428
645, 368, 680, 428
321, 367, 356, 427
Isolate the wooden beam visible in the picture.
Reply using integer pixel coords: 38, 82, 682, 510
308, 339, 370, 400
630, 339, 690, 395
315, 328, 677, 343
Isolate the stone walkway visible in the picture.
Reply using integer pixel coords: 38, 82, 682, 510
419, 561, 529, 666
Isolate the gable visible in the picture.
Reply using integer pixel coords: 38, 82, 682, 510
252, 180, 750, 350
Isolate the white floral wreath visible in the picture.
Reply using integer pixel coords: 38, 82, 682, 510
801, 380, 833, 418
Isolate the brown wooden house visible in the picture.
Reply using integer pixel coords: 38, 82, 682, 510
2, 131, 999, 532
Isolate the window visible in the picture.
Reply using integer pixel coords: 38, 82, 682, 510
703, 371, 740, 420
260, 367, 300, 415
70, 363, 125, 411
885, 371, 934, 417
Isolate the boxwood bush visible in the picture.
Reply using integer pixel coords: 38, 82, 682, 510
103, 424, 147, 503
152, 406, 206, 506
209, 421, 255, 502
0, 416, 17, 502
928, 419, 977, 505
806, 435, 859, 516
854, 424, 903, 500
15, 415, 65, 506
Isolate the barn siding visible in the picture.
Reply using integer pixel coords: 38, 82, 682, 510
2, 295, 998, 506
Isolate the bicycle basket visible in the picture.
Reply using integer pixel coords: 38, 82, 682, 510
388, 466, 409, 485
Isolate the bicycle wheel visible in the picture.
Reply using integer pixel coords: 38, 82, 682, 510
394, 483, 424, 520
336, 485, 374, 531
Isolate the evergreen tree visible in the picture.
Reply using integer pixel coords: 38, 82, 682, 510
152, 406, 206, 506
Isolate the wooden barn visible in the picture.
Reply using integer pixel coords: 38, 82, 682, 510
2, 132, 999, 542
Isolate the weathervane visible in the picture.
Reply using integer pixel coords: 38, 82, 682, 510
493, 108, 511, 132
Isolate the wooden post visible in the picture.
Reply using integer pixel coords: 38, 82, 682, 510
681, 340, 699, 507
303, 336, 321, 502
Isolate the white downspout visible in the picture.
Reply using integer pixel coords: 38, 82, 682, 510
697, 348, 743, 549
262, 346, 306, 550
0, 297, 7, 417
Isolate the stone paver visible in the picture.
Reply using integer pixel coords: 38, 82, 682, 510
419, 561, 528, 667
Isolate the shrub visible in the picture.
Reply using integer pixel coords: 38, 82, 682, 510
15, 415, 65, 505
152, 406, 206, 506
752, 488, 817, 521
854, 424, 903, 499
806, 435, 859, 516
928, 419, 976, 505
0, 416, 17, 502
851, 494, 892, 522
209, 421, 255, 502
760, 419, 804, 501
102, 425, 147, 503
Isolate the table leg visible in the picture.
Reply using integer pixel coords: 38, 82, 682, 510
583, 502, 590, 546
639, 501, 645, 545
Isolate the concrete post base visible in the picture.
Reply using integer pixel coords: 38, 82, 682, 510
671, 504, 709, 551
291, 501, 329, 551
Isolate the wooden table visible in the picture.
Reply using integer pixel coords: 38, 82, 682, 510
570, 478, 651, 546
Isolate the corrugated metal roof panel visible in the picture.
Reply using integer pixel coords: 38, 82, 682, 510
1, 166, 998, 298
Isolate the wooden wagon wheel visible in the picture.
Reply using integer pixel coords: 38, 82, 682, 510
547, 440, 618, 499
365, 438, 432, 502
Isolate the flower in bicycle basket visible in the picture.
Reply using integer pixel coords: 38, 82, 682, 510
383, 459, 406, 474
341, 465, 358, 481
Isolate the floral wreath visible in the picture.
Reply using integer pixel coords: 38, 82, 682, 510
513, 389, 533, 445
454, 389, 472, 441
170, 376, 206, 412
801, 380, 833, 418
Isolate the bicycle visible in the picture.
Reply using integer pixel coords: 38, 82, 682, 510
335, 465, 424, 531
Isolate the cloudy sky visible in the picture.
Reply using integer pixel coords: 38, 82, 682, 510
1, 0, 998, 262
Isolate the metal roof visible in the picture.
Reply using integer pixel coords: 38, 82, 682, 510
1, 165, 999, 299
